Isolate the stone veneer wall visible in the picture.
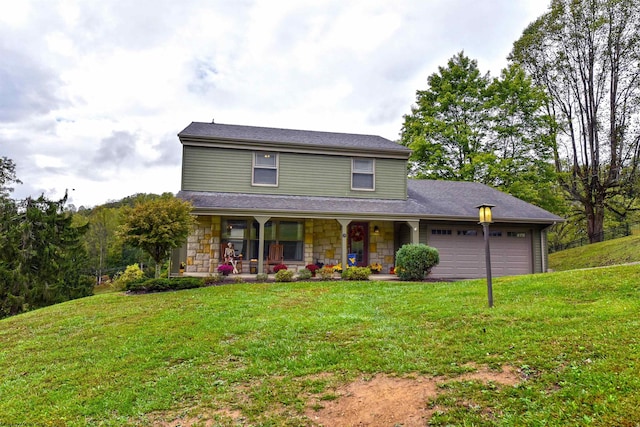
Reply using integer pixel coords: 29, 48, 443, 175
186, 216, 221, 274
312, 220, 396, 271
368, 221, 396, 271
186, 216, 397, 274
312, 219, 342, 265
304, 219, 314, 268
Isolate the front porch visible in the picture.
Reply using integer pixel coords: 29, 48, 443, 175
175, 216, 420, 276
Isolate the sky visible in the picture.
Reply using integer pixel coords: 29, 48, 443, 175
1, 0, 550, 208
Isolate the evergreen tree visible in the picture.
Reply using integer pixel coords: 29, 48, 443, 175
0, 158, 93, 318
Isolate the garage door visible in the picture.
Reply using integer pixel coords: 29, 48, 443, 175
427, 225, 532, 279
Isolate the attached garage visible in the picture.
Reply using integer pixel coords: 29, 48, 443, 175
426, 224, 533, 279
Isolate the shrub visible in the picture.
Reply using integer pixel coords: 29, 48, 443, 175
273, 264, 288, 273
297, 268, 313, 280
232, 276, 244, 284
275, 269, 294, 282
204, 274, 224, 285
255, 272, 269, 282
342, 267, 371, 281
305, 264, 319, 273
318, 266, 335, 280
217, 264, 234, 275
127, 277, 204, 293
395, 244, 440, 281
112, 264, 145, 291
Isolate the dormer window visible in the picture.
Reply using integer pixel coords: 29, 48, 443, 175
253, 152, 278, 186
352, 158, 375, 190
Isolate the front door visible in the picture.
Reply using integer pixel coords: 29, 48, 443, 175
348, 222, 368, 266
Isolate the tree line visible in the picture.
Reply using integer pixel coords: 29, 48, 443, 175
401, 0, 640, 244
1, 157, 193, 318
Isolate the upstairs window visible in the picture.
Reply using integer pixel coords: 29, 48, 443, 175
253, 152, 278, 186
352, 158, 374, 190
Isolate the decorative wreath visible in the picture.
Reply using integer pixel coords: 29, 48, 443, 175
349, 225, 365, 242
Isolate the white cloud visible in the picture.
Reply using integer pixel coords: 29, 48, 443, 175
0, 0, 551, 207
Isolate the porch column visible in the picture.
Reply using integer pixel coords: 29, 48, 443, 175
337, 219, 351, 270
407, 220, 420, 244
254, 216, 271, 274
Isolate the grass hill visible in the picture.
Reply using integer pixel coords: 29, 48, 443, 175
549, 234, 640, 271
1, 267, 639, 426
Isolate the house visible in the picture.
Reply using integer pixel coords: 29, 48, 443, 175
173, 121, 563, 279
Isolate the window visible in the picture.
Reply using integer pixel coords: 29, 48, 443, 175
278, 221, 304, 260
222, 218, 305, 262
249, 219, 304, 261
489, 231, 503, 237
457, 230, 478, 236
431, 229, 452, 235
352, 158, 374, 190
221, 219, 248, 259
508, 231, 527, 238
253, 152, 278, 186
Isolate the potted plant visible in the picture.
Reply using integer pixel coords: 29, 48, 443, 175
305, 264, 319, 277
273, 263, 288, 273
217, 264, 234, 276
369, 262, 382, 274
332, 263, 343, 277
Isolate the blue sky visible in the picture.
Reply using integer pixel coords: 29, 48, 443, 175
0, 0, 549, 207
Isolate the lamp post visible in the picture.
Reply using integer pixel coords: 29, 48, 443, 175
476, 203, 495, 308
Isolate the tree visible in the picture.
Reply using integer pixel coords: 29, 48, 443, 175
0, 156, 22, 197
400, 52, 563, 213
485, 65, 566, 214
0, 192, 93, 317
118, 196, 194, 278
82, 206, 122, 282
401, 52, 490, 182
511, 0, 640, 242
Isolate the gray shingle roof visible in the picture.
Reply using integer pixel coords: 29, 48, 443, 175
407, 180, 563, 223
179, 122, 411, 155
178, 179, 563, 224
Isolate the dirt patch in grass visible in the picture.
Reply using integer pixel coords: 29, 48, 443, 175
305, 365, 522, 427
144, 365, 522, 426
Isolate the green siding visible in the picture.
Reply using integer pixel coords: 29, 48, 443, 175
182, 146, 407, 199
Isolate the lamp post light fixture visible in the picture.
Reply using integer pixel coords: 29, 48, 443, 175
476, 203, 495, 308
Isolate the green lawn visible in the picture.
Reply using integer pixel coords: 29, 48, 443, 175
1, 266, 639, 426
549, 234, 640, 271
